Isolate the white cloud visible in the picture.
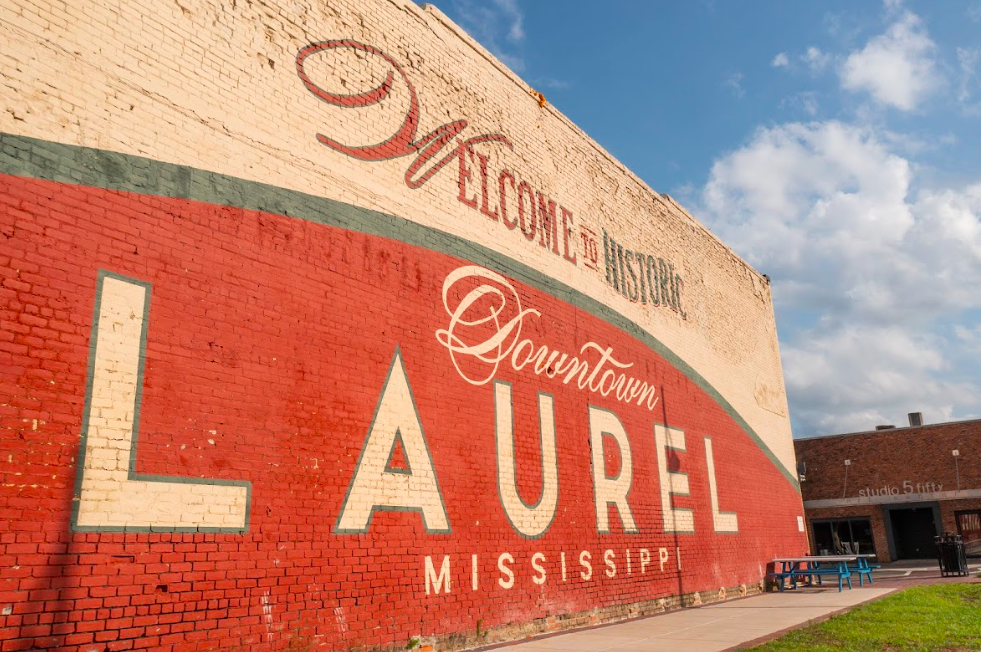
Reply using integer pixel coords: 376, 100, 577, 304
724, 72, 745, 98
448, 0, 526, 71
957, 47, 980, 109
967, 3, 981, 23
955, 323, 981, 357
782, 325, 973, 434
703, 122, 913, 278
802, 47, 832, 72
697, 121, 981, 435
883, 0, 905, 15
839, 11, 942, 110
493, 0, 524, 42
532, 76, 571, 91
779, 91, 819, 116
771, 47, 832, 74
824, 13, 842, 36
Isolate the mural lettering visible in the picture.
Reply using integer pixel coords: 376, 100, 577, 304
604, 229, 687, 318
424, 546, 682, 595
72, 272, 250, 533
296, 39, 687, 306
296, 39, 512, 189
457, 143, 578, 265
435, 266, 660, 410
77, 259, 730, 543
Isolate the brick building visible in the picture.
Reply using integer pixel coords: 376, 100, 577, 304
0, 1, 807, 650
796, 415, 981, 563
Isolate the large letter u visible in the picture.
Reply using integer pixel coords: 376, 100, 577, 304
494, 381, 559, 538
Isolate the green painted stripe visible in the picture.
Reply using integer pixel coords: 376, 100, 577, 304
0, 132, 799, 492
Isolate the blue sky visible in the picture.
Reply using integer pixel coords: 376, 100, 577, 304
430, 0, 981, 437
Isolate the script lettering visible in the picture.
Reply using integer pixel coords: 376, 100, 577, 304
435, 266, 660, 411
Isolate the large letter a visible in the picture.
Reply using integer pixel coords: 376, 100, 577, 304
334, 348, 450, 533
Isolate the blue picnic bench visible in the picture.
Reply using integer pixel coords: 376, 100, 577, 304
771, 555, 876, 592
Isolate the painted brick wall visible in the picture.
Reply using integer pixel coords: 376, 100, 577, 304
0, 1, 806, 650
796, 422, 981, 502
796, 421, 981, 561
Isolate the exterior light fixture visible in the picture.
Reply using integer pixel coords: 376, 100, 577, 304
953, 450, 961, 491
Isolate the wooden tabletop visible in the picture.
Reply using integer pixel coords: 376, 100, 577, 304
772, 556, 858, 563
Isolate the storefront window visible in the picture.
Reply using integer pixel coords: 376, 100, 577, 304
812, 518, 875, 557
955, 511, 981, 557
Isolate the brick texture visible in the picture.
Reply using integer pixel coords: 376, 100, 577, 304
796, 421, 981, 562
0, 0, 806, 650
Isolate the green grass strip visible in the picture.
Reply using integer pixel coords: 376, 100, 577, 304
748, 584, 981, 652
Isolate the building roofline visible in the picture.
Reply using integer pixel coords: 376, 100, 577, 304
409, 2, 772, 287
794, 416, 981, 442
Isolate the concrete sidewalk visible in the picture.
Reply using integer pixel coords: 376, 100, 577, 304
873, 559, 981, 588
488, 587, 895, 652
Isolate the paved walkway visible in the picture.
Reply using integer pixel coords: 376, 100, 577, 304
489, 587, 895, 652
873, 559, 981, 588
484, 559, 981, 652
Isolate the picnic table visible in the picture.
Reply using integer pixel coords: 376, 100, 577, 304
771, 555, 877, 592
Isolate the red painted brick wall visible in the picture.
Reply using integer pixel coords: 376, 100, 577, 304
0, 172, 807, 651
0, 1, 806, 648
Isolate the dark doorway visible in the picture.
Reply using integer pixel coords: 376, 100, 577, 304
890, 507, 938, 559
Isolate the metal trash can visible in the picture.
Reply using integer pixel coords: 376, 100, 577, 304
935, 533, 969, 577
